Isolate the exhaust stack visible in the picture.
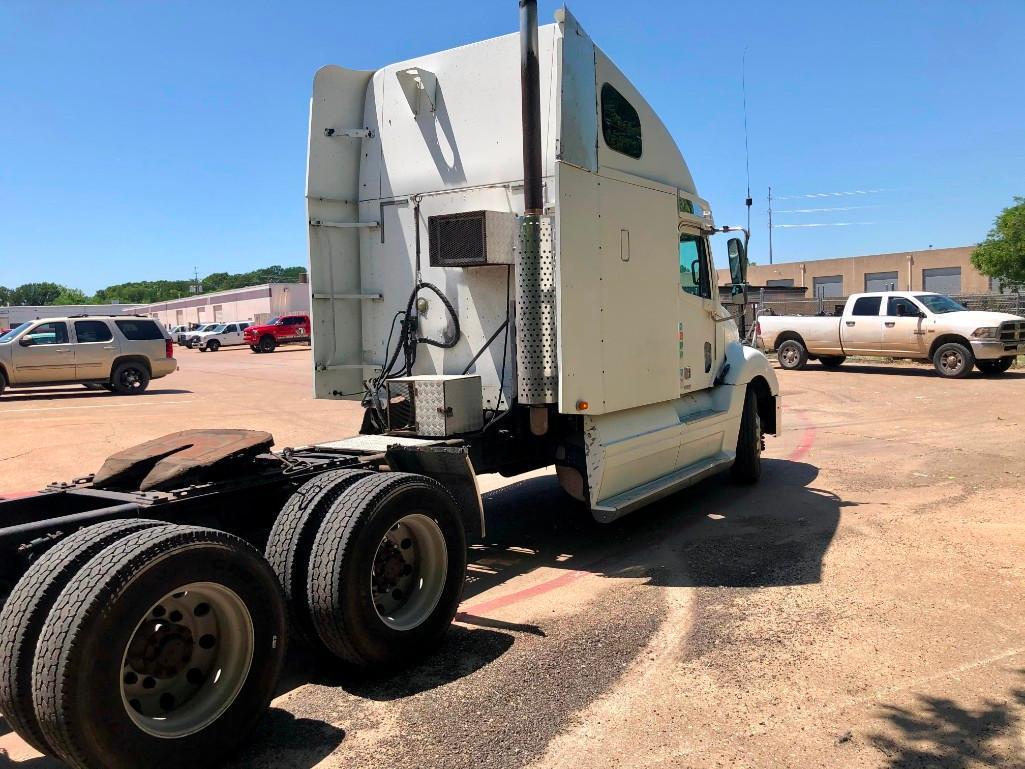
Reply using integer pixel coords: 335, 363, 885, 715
519, 0, 543, 215
514, 0, 557, 425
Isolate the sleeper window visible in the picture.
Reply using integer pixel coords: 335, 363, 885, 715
601, 83, 642, 159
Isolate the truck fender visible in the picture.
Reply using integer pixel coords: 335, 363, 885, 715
384, 444, 485, 542
719, 340, 781, 436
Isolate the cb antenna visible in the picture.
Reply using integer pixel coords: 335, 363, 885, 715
742, 47, 752, 235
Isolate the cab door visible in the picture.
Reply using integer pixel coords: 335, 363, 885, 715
12, 321, 76, 383
677, 231, 717, 393
222, 323, 240, 345
881, 296, 927, 356
73, 320, 119, 380
841, 295, 884, 354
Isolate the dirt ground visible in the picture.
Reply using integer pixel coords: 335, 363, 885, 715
3, 347, 1025, 768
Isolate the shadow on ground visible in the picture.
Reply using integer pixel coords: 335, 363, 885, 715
0, 387, 191, 403
462, 458, 846, 602
789, 362, 1025, 379
220, 707, 345, 769
869, 674, 1025, 768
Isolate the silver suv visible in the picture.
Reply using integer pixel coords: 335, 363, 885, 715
0, 316, 177, 397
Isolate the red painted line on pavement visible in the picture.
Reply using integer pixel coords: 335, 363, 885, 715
458, 568, 588, 618
787, 412, 816, 461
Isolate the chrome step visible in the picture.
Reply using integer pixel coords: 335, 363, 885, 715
591, 453, 734, 523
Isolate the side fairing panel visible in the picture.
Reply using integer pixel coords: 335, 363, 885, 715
307, 66, 375, 399
555, 163, 679, 415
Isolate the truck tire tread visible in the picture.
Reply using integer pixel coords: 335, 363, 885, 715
32, 525, 286, 769
264, 468, 373, 646
0, 519, 163, 756
306, 472, 466, 668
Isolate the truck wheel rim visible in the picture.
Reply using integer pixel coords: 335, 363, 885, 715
371, 514, 448, 632
120, 368, 143, 389
120, 582, 254, 738
780, 344, 798, 367
941, 350, 963, 373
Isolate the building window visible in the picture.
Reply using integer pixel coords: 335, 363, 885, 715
766, 278, 795, 287
864, 271, 898, 293
601, 83, 642, 159
922, 267, 961, 294
812, 275, 844, 298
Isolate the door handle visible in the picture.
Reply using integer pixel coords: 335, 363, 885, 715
845, 321, 856, 327
102, 346, 116, 349
56, 349, 69, 354
884, 321, 895, 327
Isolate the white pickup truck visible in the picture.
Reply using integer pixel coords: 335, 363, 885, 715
756, 291, 1025, 378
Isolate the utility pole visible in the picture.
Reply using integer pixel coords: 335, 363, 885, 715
767, 186, 774, 265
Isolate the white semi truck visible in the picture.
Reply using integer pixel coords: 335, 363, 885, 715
0, 6, 780, 768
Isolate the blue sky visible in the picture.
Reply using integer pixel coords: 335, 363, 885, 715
1, 0, 1023, 291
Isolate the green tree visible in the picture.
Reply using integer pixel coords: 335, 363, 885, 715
11, 282, 65, 305
0, 285, 10, 305
53, 287, 92, 305
972, 197, 1025, 287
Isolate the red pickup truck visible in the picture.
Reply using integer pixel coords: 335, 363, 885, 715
244, 313, 311, 353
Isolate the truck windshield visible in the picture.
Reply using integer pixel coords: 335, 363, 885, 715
265, 317, 279, 325
209, 324, 226, 333
914, 294, 967, 314
0, 322, 31, 343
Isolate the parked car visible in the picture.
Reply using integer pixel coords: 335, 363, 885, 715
169, 325, 190, 345
0, 316, 177, 396
756, 291, 1025, 378
182, 323, 219, 348
194, 322, 251, 352
243, 314, 311, 353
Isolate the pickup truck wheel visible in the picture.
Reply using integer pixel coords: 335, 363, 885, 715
307, 473, 466, 669
32, 525, 286, 769
976, 357, 1014, 376
207, 340, 220, 352
249, 345, 260, 353
265, 468, 373, 646
111, 362, 150, 394
0, 519, 163, 756
776, 339, 808, 371
731, 387, 762, 484
0, 371, 7, 397
933, 342, 974, 378
259, 335, 276, 353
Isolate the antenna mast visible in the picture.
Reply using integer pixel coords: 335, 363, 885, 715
767, 186, 774, 265
742, 49, 752, 235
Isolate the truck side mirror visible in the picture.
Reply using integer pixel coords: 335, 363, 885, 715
19, 335, 34, 347
727, 237, 748, 285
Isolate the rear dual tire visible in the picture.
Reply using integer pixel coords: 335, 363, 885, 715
266, 472, 467, 670
0, 522, 286, 769
0, 519, 164, 755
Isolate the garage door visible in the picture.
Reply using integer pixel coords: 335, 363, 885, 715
865, 271, 898, 292
812, 275, 844, 298
922, 267, 961, 294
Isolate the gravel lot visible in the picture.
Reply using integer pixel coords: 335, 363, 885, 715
3, 348, 1025, 768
